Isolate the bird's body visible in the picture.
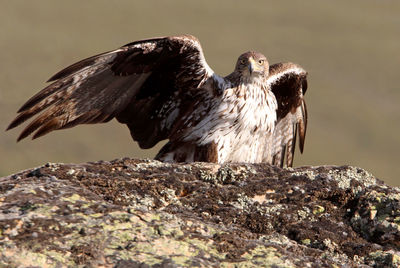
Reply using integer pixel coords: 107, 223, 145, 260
7, 35, 308, 167
156, 64, 278, 163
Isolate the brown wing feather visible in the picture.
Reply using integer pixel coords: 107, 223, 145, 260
7, 35, 216, 148
267, 63, 308, 167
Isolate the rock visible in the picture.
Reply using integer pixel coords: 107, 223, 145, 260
0, 158, 399, 267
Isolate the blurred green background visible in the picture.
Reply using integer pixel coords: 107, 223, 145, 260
1, 0, 399, 186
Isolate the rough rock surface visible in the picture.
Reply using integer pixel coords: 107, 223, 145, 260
0, 158, 399, 267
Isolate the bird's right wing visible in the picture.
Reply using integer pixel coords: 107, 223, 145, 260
7, 35, 222, 149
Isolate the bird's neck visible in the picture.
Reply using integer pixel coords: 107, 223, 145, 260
239, 74, 267, 86
226, 71, 267, 86
225, 76, 268, 101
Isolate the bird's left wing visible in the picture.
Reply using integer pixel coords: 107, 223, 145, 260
267, 63, 308, 167
7, 35, 220, 149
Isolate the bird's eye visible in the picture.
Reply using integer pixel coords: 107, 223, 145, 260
240, 59, 246, 65
258, 59, 264, 65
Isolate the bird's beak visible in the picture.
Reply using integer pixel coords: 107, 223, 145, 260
248, 58, 257, 74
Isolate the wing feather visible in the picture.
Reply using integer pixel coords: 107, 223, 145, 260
267, 63, 308, 167
7, 35, 218, 148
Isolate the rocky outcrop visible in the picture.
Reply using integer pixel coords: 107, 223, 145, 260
0, 158, 399, 267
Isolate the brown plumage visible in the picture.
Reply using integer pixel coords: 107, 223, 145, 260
7, 34, 308, 167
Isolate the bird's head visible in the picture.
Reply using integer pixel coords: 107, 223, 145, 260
235, 51, 269, 81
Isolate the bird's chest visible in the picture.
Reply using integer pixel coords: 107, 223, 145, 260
220, 85, 276, 135
191, 85, 277, 162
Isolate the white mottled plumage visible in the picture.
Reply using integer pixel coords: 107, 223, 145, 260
179, 77, 277, 163
8, 34, 308, 167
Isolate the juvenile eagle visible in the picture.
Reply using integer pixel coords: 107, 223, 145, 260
7, 35, 308, 167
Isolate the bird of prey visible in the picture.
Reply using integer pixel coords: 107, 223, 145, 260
7, 35, 308, 167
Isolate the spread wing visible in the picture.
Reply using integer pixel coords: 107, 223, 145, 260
267, 63, 308, 167
7, 35, 219, 149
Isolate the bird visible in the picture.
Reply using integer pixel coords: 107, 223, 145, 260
7, 34, 308, 167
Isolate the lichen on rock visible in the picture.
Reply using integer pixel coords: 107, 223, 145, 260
0, 158, 399, 267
